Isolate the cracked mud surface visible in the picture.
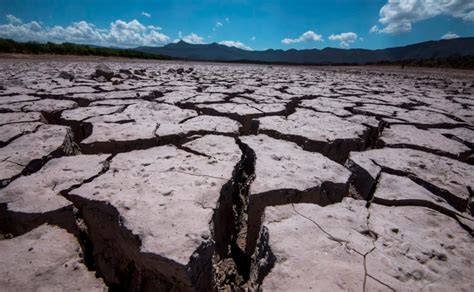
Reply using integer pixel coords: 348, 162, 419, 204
0, 58, 473, 291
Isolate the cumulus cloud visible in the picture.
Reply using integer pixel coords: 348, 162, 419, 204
441, 32, 460, 39
329, 32, 358, 48
141, 12, 151, 18
219, 40, 253, 50
6, 14, 22, 25
179, 32, 205, 44
371, 0, 474, 34
0, 15, 170, 47
281, 30, 323, 45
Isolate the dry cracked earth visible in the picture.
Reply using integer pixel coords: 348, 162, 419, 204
0, 58, 473, 291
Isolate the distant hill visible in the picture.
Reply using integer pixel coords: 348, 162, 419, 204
136, 38, 474, 65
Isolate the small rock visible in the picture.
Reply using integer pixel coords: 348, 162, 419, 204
58, 71, 74, 81
93, 64, 114, 80
119, 69, 132, 75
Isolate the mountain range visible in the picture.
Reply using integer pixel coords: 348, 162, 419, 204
136, 37, 474, 64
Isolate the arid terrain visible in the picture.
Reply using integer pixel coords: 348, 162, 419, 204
0, 57, 473, 291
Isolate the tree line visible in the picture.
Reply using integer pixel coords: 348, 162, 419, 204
0, 38, 171, 60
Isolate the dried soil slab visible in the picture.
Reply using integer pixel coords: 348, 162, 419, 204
242, 134, 350, 195
0, 122, 43, 146
0, 98, 77, 112
77, 102, 197, 150
373, 173, 463, 217
184, 93, 227, 103
0, 154, 109, 214
379, 125, 471, 160
366, 204, 474, 291
0, 224, 106, 291
61, 105, 124, 121
354, 105, 462, 127
432, 127, 474, 146
300, 97, 353, 116
197, 102, 286, 116
0, 125, 75, 186
0, 111, 44, 125
241, 134, 351, 254
253, 199, 372, 291
346, 148, 474, 211
156, 90, 197, 104
258, 108, 369, 162
0, 94, 39, 105
72, 90, 144, 101
85, 101, 196, 125
80, 122, 159, 151
69, 136, 241, 290
155, 115, 241, 137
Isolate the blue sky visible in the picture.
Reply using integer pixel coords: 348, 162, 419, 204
0, 0, 473, 50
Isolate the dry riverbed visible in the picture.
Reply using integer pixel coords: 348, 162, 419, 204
0, 56, 473, 291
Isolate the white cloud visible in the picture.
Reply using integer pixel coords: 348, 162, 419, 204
0, 15, 170, 47
219, 40, 253, 50
225, 18, 230, 23
251, 36, 256, 41
141, 11, 151, 18
329, 32, 358, 48
464, 10, 474, 21
180, 32, 205, 44
370, 22, 411, 34
213, 21, 223, 31
6, 14, 22, 25
371, 0, 474, 34
441, 32, 460, 39
282, 30, 323, 45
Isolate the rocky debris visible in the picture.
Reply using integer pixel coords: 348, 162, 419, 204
0, 224, 106, 291
92, 64, 114, 81
119, 69, 132, 75
0, 59, 473, 290
58, 71, 74, 81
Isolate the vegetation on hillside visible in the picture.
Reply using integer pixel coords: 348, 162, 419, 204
0, 38, 172, 60
0, 38, 473, 69
369, 56, 474, 70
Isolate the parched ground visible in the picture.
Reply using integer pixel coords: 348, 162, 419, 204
0, 57, 473, 291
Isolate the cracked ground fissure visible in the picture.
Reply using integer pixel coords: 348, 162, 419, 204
0, 60, 473, 291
